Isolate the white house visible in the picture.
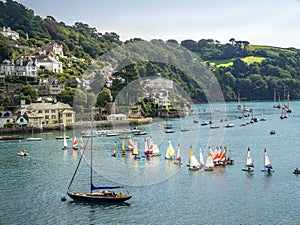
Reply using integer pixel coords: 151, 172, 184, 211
0, 27, 19, 40
37, 56, 63, 73
107, 114, 127, 121
15, 115, 28, 127
0, 59, 15, 75
1, 57, 38, 77
0, 111, 14, 128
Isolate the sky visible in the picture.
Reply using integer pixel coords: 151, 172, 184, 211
16, 0, 300, 48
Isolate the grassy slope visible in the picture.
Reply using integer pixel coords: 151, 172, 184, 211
210, 56, 265, 67
209, 44, 297, 67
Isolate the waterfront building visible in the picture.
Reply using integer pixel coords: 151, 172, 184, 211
15, 101, 76, 126
0, 111, 13, 128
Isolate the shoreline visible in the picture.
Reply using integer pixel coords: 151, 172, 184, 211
0, 117, 153, 135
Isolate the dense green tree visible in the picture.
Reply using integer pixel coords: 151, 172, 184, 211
16, 84, 38, 104
96, 88, 112, 107
56, 88, 76, 106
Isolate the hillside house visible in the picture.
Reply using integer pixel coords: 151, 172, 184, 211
0, 57, 38, 77
40, 41, 64, 57
37, 56, 63, 73
0, 27, 19, 40
38, 78, 64, 96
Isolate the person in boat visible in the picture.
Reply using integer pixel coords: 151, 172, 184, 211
295, 168, 299, 172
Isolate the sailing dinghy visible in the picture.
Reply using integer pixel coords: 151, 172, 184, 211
165, 139, 176, 160
188, 146, 200, 171
62, 134, 68, 150
242, 147, 254, 172
261, 148, 274, 173
204, 148, 214, 171
66, 109, 131, 203
72, 136, 79, 150
174, 144, 182, 165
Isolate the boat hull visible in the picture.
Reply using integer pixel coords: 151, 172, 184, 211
261, 168, 275, 173
242, 168, 254, 172
189, 167, 199, 171
67, 191, 132, 203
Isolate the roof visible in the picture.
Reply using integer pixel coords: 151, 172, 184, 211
26, 102, 72, 111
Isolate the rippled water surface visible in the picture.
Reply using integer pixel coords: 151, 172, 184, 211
1, 101, 300, 224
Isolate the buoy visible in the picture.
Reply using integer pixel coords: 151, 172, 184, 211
61, 196, 67, 201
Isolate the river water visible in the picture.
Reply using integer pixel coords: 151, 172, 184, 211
1, 101, 300, 225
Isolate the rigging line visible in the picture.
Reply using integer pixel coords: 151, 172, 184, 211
67, 138, 90, 191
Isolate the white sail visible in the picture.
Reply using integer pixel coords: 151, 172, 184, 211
246, 147, 254, 167
205, 149, 214, 168
152, 144, 160, 155
165, 140, 176, 159
199, 147, 205, 167
80, 137, 84, 148
63, 134, 68, 148
264, 148, 272, 169
189, 148, 199, 168
175, 144, 182, 163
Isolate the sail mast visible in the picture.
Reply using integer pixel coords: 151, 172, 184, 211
90, 108, 93, 191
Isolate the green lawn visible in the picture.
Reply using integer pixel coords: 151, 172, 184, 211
210, 56, 266, 67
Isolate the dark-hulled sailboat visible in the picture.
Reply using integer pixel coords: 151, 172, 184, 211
66, 109, 131, 203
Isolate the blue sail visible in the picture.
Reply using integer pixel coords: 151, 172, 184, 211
91, 183, 122, 191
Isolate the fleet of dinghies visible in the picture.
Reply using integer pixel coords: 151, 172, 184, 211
65, 130, 278, 176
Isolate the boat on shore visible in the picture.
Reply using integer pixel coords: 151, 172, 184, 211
0, 135, 24, 140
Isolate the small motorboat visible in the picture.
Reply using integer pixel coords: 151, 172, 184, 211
134, 131, 147, 135
18, 150, 29, 156
270, 130, 276, 135
293, 168, 300, 174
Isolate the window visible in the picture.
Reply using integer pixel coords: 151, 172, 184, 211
51, 110, 56, 113
45, 110, 49, 113
51, 115, 56, 120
